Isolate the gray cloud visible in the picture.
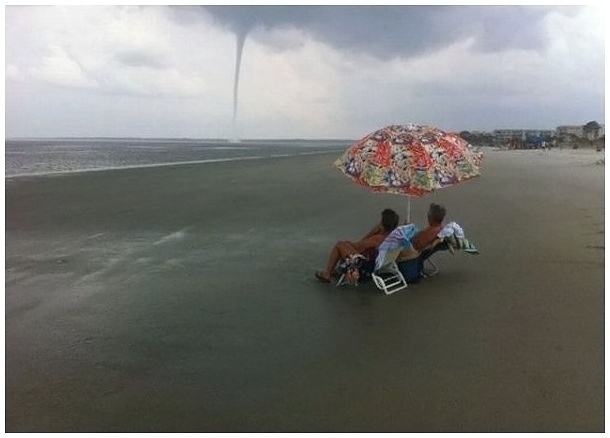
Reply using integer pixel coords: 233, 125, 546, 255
5, 6, 603, 139
114, 50, 166, 69
197, 6, 579, 58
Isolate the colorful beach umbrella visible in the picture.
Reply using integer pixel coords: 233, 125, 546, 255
334, 124, 482, 221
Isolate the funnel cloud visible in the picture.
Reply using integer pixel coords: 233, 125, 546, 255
232, 30, 247, 142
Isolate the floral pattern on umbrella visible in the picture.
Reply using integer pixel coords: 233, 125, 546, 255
335, 124, 482, 197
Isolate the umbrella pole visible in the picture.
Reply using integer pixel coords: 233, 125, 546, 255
407, 197, 411, 223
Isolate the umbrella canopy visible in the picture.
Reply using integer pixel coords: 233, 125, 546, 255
335, 124, 482, 198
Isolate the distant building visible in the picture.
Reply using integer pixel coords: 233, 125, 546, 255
556, 125, 584, 137
493, 129, 554, 140
493, 129, 554, 148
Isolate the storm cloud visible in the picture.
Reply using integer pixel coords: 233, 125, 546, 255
5, 5, 604, 139
198, 6, 576, 58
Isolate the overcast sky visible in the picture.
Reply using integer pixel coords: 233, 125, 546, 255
5, 5, 605, 139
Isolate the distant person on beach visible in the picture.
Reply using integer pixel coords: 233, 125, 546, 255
315, 208, 399, 283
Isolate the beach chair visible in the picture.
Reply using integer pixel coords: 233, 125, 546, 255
418, 236, 478, 279
423, 258, 440, 277
371, 248, 408, 295
420, 248, 441, 278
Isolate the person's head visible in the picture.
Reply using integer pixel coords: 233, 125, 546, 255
427, 203, 446, 226
381, 208, 399, 232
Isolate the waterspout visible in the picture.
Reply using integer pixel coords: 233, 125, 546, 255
231, 30, 247, 143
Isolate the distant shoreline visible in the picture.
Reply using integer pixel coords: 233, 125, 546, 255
5, 149, 341, 179
5, 137, 358, 142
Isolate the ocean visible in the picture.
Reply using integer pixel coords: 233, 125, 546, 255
5, 138, 353, 177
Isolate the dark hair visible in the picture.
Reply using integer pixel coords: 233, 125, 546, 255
381, 208, 399, 232
427, 203, 446, 225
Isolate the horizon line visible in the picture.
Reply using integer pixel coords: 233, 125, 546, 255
5, 136, 358, 142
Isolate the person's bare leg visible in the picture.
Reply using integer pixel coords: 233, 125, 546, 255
321, 241, 357, 279
320, 243, 341, 280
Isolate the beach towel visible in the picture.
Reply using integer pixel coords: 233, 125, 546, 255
337, 253, 367, 285
375, 224, 419, 270
438, 221, 478, 254
437, 221, 465, 239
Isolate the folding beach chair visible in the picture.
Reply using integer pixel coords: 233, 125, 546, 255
423, 258, 440, 277
420, 246, 442, 278
371, 248, 408, 295
418, 236, 478, 279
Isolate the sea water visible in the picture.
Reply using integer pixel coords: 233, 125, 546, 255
5, 138, 353, 177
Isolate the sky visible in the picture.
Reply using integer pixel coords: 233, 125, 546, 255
5, 5, 605, 139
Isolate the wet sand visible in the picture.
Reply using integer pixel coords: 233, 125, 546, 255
5, 148, 604, 432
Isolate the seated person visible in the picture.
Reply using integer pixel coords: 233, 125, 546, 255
397, 203, 446, 282
315, 208, 399, 283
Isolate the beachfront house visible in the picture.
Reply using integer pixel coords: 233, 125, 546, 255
556, 125, 585, 137
493, 129, 554, 149
555, 122, 604, 149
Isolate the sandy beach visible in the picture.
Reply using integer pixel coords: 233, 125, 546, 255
5, 148, 604, 432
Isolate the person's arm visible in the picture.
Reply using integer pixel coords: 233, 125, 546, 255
420, 237, 442, 252
411, 227, 442, 252
361, 223, 382, 240
397, 227, 444, 261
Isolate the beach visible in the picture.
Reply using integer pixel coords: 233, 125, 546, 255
5, 148, 604, 432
